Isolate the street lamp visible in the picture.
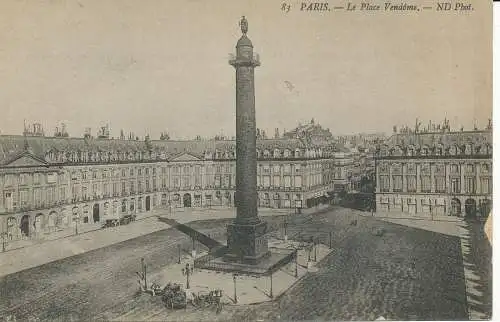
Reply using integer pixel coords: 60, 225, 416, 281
192, 236, 196, 258
233, 273, 238, 304
72, 208, 80, 236
314, 238, 317, 262
141, 258, 147, 290
269, 272, 273, 298
178, 244, 181, 264
182, 263, 193, 289
295, 248, 299, 278
283, 216, 288, 242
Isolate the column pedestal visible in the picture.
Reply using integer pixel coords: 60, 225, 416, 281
225, 221, 270, 264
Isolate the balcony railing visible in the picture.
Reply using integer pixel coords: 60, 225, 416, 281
228, 52, 261, 66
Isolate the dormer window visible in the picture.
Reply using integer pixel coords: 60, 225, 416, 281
283, 149, 291, 158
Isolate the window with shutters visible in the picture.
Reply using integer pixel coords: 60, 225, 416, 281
481, 177, 491, 194
420, 176, 431, 193
380, 175, 390, 192
407, 176, 417, 192
465, 177, 476, 194
435, 176, 446, 193
451, 178, 461, 193
392, 175, 403, 192
273, 175, 281, 187
294, 175, 302, 188
263, 176, 271, 187
284, 176, 291, 188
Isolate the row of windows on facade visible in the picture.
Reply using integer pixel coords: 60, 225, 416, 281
5, 190, 306, 220
0, 162, 322, 186
4, 168, 328, 189
378, 143, 491, 157
379, 162, 491, 175
0, 166, 314, 187
43, 147, 329, 163
2, 174, 309, 208
3, 170, 324, 200
378, 175, 492, 194
2, 179, 310, 210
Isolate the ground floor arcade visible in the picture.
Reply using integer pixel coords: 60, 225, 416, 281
376, 193, 492, 218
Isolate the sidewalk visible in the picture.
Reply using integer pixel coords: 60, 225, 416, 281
0, 215, 173, 277
359, 211, 463, 237
2, 209, 163, 253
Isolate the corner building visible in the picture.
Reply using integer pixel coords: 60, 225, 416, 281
375, 130, 492, 218
0, 135, 339, 240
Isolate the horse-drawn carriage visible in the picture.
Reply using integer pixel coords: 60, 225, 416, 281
161, 283, 187, 309
192, 289, 223, 313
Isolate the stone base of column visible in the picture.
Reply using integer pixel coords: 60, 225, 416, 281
225, 221, 270, 265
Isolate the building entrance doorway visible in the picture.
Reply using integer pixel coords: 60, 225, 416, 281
20, 215, 30, 237
146, 196, 151, 211
183, 193, 192, 207
93, 204, 100, 222
451, 198, 461, 216
465, 198, 477, 218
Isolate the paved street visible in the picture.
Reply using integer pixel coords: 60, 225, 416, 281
0, 206, 477, 321
0, 206, 295, 277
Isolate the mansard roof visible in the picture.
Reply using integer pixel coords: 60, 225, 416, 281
0, 135, 338, 165
378, 130, 492, 157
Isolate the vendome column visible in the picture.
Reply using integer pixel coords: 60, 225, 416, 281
225, 16, 270, 264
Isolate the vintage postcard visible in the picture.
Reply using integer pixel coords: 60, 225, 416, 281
0, 0, 493, 321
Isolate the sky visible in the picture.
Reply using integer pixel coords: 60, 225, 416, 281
0, 0, 492, 140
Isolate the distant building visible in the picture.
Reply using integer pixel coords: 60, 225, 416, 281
283, 119, 334, 146
375, 129, 492, 217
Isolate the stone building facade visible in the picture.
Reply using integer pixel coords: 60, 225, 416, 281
0, 135, 348, 240
375, 130, 492, 217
